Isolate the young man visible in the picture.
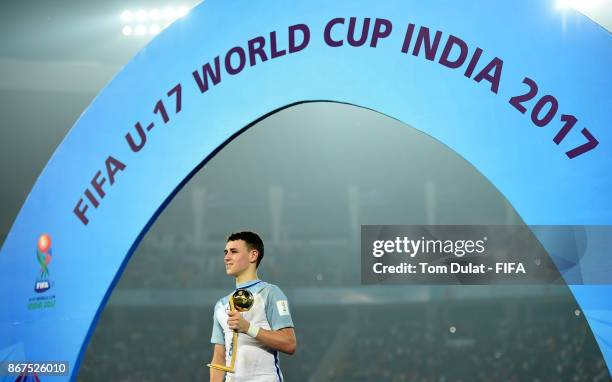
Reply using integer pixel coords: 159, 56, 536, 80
209, 231, 297, 382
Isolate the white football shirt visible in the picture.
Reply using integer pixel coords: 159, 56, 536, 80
211, 279, 294, 382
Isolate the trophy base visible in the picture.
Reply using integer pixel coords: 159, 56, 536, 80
207, 363, 236, 373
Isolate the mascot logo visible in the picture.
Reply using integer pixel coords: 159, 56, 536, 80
34, 233, 52, 293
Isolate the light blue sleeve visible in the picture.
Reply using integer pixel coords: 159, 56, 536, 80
210, 301, 225, 344
265, 285, 294, 330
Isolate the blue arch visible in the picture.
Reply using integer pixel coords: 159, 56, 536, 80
1, 0, 611, 380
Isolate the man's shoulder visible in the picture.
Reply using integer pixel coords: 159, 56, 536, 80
214, 293, 230, 308
258, 281, 289, 302
258, 280, 285, 292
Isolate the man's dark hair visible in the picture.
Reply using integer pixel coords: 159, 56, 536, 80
227, 231, 264, 268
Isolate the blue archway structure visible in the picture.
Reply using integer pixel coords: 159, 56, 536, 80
1, 0, 611, 380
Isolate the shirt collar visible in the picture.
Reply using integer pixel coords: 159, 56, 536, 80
235, 278, 261, 289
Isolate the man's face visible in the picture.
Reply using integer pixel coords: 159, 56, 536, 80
224, 240, 256, 276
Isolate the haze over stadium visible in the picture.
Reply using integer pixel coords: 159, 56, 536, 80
1, 1, 611, 381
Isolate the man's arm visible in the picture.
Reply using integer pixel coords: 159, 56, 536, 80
251, 326, 297, 355
209, 344, 226, 382
227, 311, 297, 355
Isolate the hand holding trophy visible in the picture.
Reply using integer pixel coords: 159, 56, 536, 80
207, 289, 255, 373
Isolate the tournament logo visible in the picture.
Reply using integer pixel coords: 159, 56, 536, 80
34, 234, 52, 293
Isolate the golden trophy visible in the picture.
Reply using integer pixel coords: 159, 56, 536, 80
207, 289, 255, 373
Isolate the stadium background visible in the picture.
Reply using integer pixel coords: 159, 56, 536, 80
1, 1, 611, 381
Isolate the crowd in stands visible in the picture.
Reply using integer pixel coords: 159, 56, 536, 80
78, 306, 336, 381
78, 299, 610, 381
334, 301, 610, 381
